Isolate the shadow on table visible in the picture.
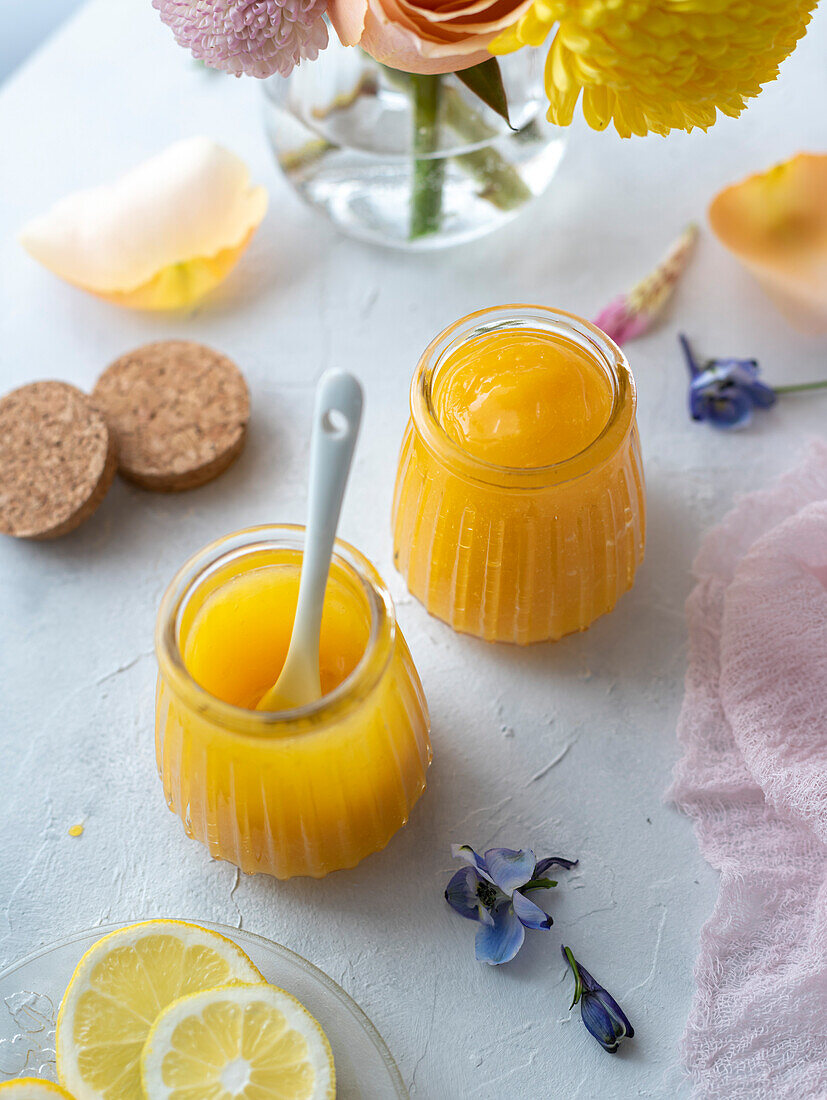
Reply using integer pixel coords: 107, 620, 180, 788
189, 208, 341, 320
444, 473, 700, 695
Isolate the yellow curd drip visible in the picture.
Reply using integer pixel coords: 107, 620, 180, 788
432, 328, 613, 468
183, 562, 368, 711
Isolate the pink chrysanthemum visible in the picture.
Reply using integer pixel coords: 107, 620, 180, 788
153, 0, 329, 78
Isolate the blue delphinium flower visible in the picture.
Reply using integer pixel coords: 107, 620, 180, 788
679, 333, 776, 429
562, 946, 634, 1054
445, 845, 577, 965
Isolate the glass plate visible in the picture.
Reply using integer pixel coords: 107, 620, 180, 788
0, 921, 408, 1099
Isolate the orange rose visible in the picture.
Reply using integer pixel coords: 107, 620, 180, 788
328, 0, 532, 74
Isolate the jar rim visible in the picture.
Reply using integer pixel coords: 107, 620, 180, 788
410, 304, 636, 489
155, 524, 396, 740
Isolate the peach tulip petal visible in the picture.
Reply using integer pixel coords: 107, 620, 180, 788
430, 0, 503, 12
335, 0, 532, 74
401, 1, 528, 33
359, 1, 489, 69
377, 0, 431, 36
447, 0, 531, 24
406, 0, 518, 24
437, 7, 528, 32
709, 153, 827, 333
328, 0, 369, 47
19, 138, 267, 310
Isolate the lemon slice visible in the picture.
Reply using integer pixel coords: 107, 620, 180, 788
141, 983, 335, 1100
56, 921, 263, 1100
0, 1084, 75, 1098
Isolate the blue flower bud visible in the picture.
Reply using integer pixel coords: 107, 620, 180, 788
562, 946, 634, 1054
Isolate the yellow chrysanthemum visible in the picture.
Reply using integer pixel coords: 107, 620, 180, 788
491, 0, 816, 138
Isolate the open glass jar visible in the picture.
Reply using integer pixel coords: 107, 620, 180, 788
263, 39, 567, 250
155, 525, 431, 879
391, 306, 646, 644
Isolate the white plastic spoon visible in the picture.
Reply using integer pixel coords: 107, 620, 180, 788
257, 370, 363, 711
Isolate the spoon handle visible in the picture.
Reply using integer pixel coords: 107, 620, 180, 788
278, 371, 363, 705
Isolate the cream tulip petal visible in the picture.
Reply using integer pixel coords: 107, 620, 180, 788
91, 232, 259, 312
19, 137, 267, 306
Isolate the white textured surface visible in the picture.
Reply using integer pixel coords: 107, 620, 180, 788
0, 3, 825, 1096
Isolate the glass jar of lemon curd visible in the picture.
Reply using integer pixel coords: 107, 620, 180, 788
155, 525, 431, 879
392, 305, 646, 644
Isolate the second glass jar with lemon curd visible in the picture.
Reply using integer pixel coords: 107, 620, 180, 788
392, 305, 646, 644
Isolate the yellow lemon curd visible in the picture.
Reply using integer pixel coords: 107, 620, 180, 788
392, 306, 646, 644
431, 328, 614, 468
183, 562, 368, 710
156, 529, 431, 879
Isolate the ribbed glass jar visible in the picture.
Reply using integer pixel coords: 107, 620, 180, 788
391, 306, 646, 644
155, 525, 431, 879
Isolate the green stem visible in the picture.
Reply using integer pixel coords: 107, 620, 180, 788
386, 66, 532, 219
441, 86, 531, 212
278, 138, 335, 175
563, 947, 583, 1009
774, 380, 827, 395
522, 877, 558, 891
410, 74, 445, 240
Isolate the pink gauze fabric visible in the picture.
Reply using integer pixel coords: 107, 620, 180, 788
669, 439, 827, 1099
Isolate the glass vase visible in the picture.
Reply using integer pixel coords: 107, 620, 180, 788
263, 40, 567, 250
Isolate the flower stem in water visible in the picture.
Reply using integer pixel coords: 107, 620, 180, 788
442, 86, 532, 212
410, 74, 445, 240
